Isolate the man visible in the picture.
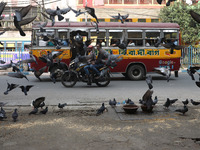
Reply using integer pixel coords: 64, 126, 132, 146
83, 45, 96, 85
90, 43, 109, 79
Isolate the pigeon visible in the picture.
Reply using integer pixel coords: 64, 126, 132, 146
33, 21, 48, 32
40, 12, 55, 26
161, 42, 185, 54
153, 67, 171, 82
189, 10, 200, 23
19, 85, 34, 95
39, 102, 45, 109
70, 7, 85, 17
17, 54, 37, 64
187, 67, 197, 80
7, 72, 29, 81
125, 98, 134, 105
146, 75, 153, 89
182, 99, 189, 106
33, 66, 47, 81
163, 98, 170, 108
175, 106, 188, 115
0, 60, 6, 64
0, 2, 7, 27
12, 108, 18, 122
40, 107, 48, 114
153, 96, 158, 105
45, 6, 71, 21
139, 99, 145, 105
12, 65, 21, 72
58, 103, 67, 109
109, 98, 117, 107
169, 98, 178, 105
96, 103, 106, 116
4, 82, 19, 95
111, 13, 129, 24
0, 107, 7, 120
191, 99, 200, 106
14, 5, 37, 36
85, 6, 99, 23
32, 97, 45, 108
91, 21, 99, 34
156, 0, 162, 4
0, 60, 15, 70
29, 107, 38, 115
166, 0, 176, 6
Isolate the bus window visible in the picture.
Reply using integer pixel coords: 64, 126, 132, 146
127, 30, 143, 47
109, 30, 122, 46
145, 30, 160, 47
58, 29, 69, 46
90, 29, 106, 47
163, 30, 178, 45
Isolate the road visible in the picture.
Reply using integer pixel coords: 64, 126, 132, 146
0, 72, 199, 106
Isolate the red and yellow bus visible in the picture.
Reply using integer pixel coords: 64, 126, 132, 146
30, 22, 181, 80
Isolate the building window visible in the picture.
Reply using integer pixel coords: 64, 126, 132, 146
124, 0, 137, 4
109, 0, 122, 4
151, 19, 159, 22
78, 0, 83, 4
139, 0, 153, 4
138, 19, 146, 22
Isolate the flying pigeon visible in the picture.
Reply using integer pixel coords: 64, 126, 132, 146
4, 82, 19, 95
109, 98, 117, 107
19, 85, 34, 96
7, 72, 29, 81
146, 75, 153, 89
191, 99, 200, 106
14, 5, 37, 36
0, 60, 6, 64
175, 105, 188, 115
12, 108, 18, 122
169, 98, 178, 105
0, 2, 7, 27
70, 7, 85, 17
153, 67, 171, 82
32, 97, 45, 108
111, 13, 129, 24
161, 42, 185, 54
91, 21, 99, 34
32, 66, 47, 81
85, 6, 99, 23
40, 12, 55, 26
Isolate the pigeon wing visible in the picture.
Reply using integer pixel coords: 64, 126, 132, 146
122, 14, 129, 19
10, 83, 19, 90
190, 10, 200, 23
19, 5, 32, 18
45, 8, 57, 16
33, 97, 45, 108
18, 16, 37, 26
0, 2, 7, 15
111, 15, 119, 19
60, 7, 71, 14
19, 86, 25, 92
26, 85, 34, 91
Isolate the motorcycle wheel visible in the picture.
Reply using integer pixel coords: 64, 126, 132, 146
95, 73, 111, 87
61, 71, 77, 87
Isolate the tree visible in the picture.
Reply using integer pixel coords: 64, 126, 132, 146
159, 2, 200, 45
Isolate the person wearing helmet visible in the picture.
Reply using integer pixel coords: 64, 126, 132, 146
84, 45, 96, 85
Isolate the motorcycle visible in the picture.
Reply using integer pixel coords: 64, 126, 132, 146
61, 53, 122, 87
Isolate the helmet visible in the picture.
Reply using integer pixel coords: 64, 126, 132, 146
75, 34, 83, 43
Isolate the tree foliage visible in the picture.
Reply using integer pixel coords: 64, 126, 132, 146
159, 2, 200, 45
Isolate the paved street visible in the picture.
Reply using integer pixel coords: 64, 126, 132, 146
0, 72, 199, 106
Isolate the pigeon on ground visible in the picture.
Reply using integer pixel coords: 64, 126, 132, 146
0, 107, 7, 120
125, 98, 134, 105
14, 5, 37, 36
19, 85, 34, 95
29, 107, 38, 115
109, 98, 117, 107
0, 2, 7, 27
58, 103, 67, 109
139, 99, 145, 105
110, 13, 129, 24
175, 105, 188, 115
12, 108, 18, 122
4, 82, 19, 95
146, 75, 153, 89
163, 98, 170, 109
39, 102, 45, 109
7, 72, 29, 81
85, 6, 99, 23
32, 97, 45, 108
191, 99, 200, 106
153, 67, 171, 82
153, 96, 158, 105
96, 103, 107, 116
182, 99, 189, 106
40, 107, 48, 114
70, 7, 85, 17
189, 10, 200, 23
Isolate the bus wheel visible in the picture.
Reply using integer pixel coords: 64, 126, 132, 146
175, 71, 178, 77
127, 65, 145, 80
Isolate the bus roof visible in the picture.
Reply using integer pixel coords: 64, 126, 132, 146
33, 22, 179, 29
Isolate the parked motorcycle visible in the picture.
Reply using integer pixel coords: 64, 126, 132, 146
61, 53, 122, 87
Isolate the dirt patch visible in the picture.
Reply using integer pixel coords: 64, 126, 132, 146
0, 105, 200, 150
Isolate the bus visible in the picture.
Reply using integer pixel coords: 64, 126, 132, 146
30, 22, 181, 80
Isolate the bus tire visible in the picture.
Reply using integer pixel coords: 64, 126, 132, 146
127, 65, 145, 80
175, 71, 178, 77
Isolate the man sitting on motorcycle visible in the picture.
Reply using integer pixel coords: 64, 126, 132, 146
90, 43, 109, 79
83, 45, 96, 85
